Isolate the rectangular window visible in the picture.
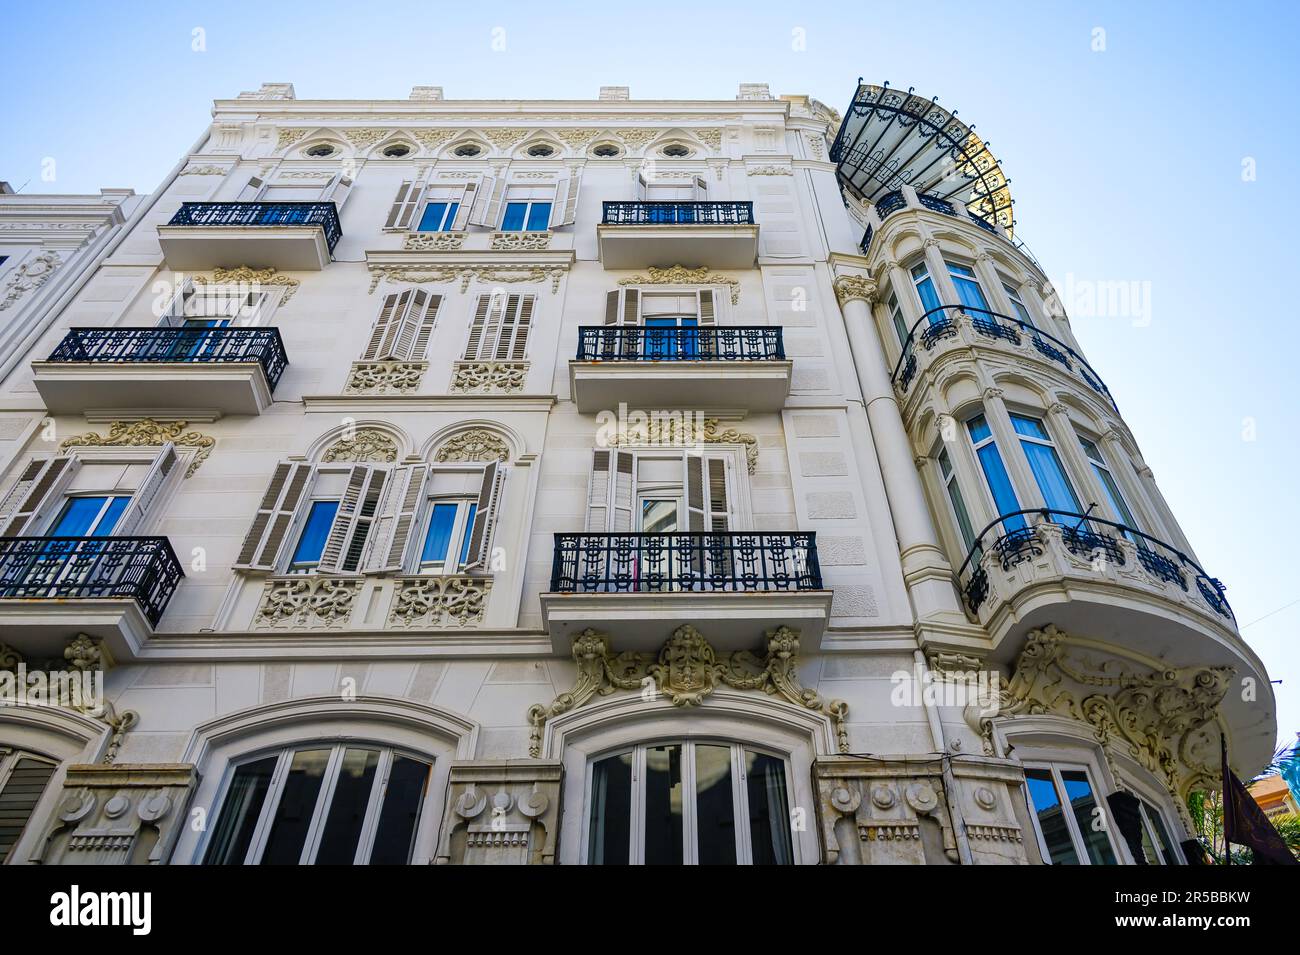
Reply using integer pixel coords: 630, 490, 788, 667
938, 449, 976, 551
417, 499, 477, 573
911, 263, 942, 323
1011, 414, 1081, 521
967, 414, 1024, 532
48, 495, 130, 537
1023, 763, 1118, 866
499, 185, 554, 232
887, 293, 909, 347
1079, 435, 1140, 537
0, 752, 57, 862
947, 262, 990, 312
1003, 283, 1036, 328
416, 200, 460, 232
464, 293, 534, 361
290, 500, 339, 572
1137, 798, 1181, 865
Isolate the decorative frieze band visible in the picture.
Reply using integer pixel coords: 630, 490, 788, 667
388, 576, 490, 628
254, 577, 364, 630
449, 361, 528, 394
62, 419, 214, 478
344, 361, 428, 395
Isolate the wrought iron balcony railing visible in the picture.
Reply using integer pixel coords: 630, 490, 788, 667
891, 305, 1118, 411
0, 536, 184, 626
954, 509, 1232, 621
860, 189, 1005, 253
601, 201, 755, 226
167, 201, 342, 254
550, 532, 821, 593
48, 327, 290, 389
576, 326, 784, 361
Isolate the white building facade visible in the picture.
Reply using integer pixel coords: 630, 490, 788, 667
0, 81, 1274, 866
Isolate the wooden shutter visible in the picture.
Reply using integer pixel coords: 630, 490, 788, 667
385, 178, 427, 229
493, 294, 534, 360
463, 461, 505, 571
686, 454, 706, 533
234, 462, 314, 570
586, 450, 611, 531
467, 175, 504, 227
113, 443, 179, 537
0, 755, 56, 863
707, 456, 731, 532
0, 456, 80, 537
610, 449, 635, 532
321, 172, 353, 208
392, 289, 436, 360
697, 289, 716, 325
550, 172, 581, 227
635, 172, 648, 201
450, 181, 477, 230
158, 277, 195, 328
316, 465, 388, 574
363, 290, 408, 361
363, 464, 429, 573
693, 175, 708, 201
464, 294, 494, 360
604, 290, 621, 325
407, 293, 442, 361
235, 176, 266, 201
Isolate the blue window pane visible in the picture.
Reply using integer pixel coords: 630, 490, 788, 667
526, 203, 552, 232
420, 503, 457, 564
292, 501, 339, 566
1010, 414, 1049, 440
966, 414, 993, 444
458, 504, 478, 566
1021, 442, 1081, 518
93, 496, 131, 537
953, 276, 989, 311
50, 497, 109, 537
916, 276, 942, 322
416, 202, 448, 232
444, 202, 459, 229
975, 444, 1025, 532
500, 203, 527, 232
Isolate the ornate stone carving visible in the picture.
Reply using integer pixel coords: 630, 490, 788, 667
435, 761, 563, 864
35, 763, 197, 865
403, 231, 465, 251
62, 419, 214, 478
552, 128, 598, 149
413, 129, 456, 151
1, 251, 61, 311
617, 265, 741, 306
747, 165, 793, 176
834, 274, 877, 305
193, 265, 300, 305
178, 165, 228, 176
434, 429, 510, 463
321, 429, 399, 463
276, 128, 309, 150
605, 416, 758, 473
388, 576, 491, 628
483, 128, 529, 150
342, 128, 389, 149
489, 231, 551, 251
527, 626, 849, 757
449, 361, 528, 394
253, 577, 363, 630
696, 128, 723, 151
927, 649, 985, 678
368, 265, 565, 295
808, 135, 826, 160
615, 128, 660, 149
344, 361, 428, 395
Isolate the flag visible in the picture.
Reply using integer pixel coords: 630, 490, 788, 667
1222, 734, 1297, 865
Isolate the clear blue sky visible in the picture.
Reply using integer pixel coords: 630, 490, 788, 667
2, 1, 1296, 748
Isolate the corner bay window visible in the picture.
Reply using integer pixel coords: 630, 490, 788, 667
587, 742, 793, 865
1010, 414, 1082, 522
966, 414, 1024, 532
202, 744, 431, 865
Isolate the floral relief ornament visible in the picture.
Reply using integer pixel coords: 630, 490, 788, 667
0, 251, 62, 311
434, 429, 510, 463
61, 419, 214, 477
321, 429, 399, 463
193, 266, 300, 305
617, 265, 741, 306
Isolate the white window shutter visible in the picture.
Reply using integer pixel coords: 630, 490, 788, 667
0, 755, 56, 862
463, 461, 506, 571
707, 455, 732, 531
586, 450, 611, 531
693, 175, 708, 201
113, 443, 179, 537
610, 449, 635, 532
363, 290, 408, 361
697, 289, 716, 325
622, 288, 640, 325
321, 172, 353, 208
407, 294, 442, 361
158, 277, 194, 328
363, 464, 429, 573
236, 176, 266, 201
550, 172, 581, 227
635, 172, 648, 201
467, 175, 504, 227
392, 289, 432, 361
450, 181, 477, 230
0, 456, 80, 537
604, 290, 620, 325
234, 462, 315, 570
316, 465, 388, 574
686, 453, 707, 532
491, 294, 534, 360
385, 179, 426, 230
464, 294, 493, 360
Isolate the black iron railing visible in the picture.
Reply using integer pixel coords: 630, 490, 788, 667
48, 328, 289, 390
891, 305, 1118, 410
954, 510, 1231, 621
550, 532, 822, 593
168, 202, 342, 254
0, 536, 184, 626
861, 189, 1005, 252
576, 326, 784, 361
602, 201, 755, 226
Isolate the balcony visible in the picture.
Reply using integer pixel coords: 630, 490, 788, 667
539, 532, 832, 653
33, 327, 289, 418
569, 326, 791, 412
157, 201, 341, 270
0, 536, 183, 660
892, 306, 1117, 415
597, 201, 758, 270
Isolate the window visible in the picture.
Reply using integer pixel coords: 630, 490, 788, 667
418, 501, 477, 572
201, 744, 432, 865
289, 500, 339, 572
947, 262, 989, 312
586, 741, 793, 865
386, 181, 472, 233
381, 144, 411, 158
526, 144, 555, 157
938, 449, 976, 551
1136, 797, 1182, 865
362, 289, 442, 361
499, 185, 552, 232
887, 293, 909, 347
592, 143, 621, 158
47, 495, 130, 537
661, 144, 692, 158
464, 293, 534, 361
304, 144, 336, 158
1010, 414, 1082, 521
416, 199, 460, 232
1079, 436, 1139, 535
966, 414, 1024, 532
587, 449, 734, 534
452, 143, 481, 157
0, 750, 57, 862
911, 263, 942, 323
1023, 763, 1118, 865
1003, 283, 1036, 328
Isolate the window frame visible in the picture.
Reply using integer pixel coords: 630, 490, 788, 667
0, 748, 59, 864
1009, 412, 1084, 520
498, 184, 556, 232
936, 447, 977, 552
415, 493, 478, 574
1021, 759, 1121, 866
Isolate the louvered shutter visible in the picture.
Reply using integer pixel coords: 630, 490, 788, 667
697, 288, 717, 357
407, 294, 442, 361
450, 181, 477, 230
586, 450, 611, 531
686, 454, 707, 533
610, 450, 635, 532
321, 172, 353, 208
386, 178, 427, 229
604, 290, 620, 325
234, 462, 314, 571
467, 175, 504, 227
0, 456, 80, 537
157, 277, 194, 328
707, 456, 731, 531
392, 289, 432, 361
236, 176, 266, 201
620, 289, 639, 358
463, 461, 505, 571
0, 755, 56, 863
635, 172, 648, 201
113, 443, 179, 536
363, 464, 429, 573
464, 294, 493, 360
316, 465, 388, 574
493, 294, 534, 360
550, 173, 581, 228
363, 291, 408, 361
693, 176, 708, 201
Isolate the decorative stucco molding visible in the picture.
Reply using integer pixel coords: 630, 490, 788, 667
321, 429, 399, 463
276, 128, 309, 150
553, 128, 598, 148
435, 761, 563, 865
489, 231, 551, 251
833, 274, 878, 306
617, 265, 740, 306
403, 232, 465, 251
177, 165, 228, 176
433, 429, 510, 463
449, 360, 527, 394
413, 129, 456, 152
61, 419, 214, 478
615, 128, 659, 149
604, 415, 758, 473
0, 251, 62, 311
747, 165, 793, 176
193, 265, 300, 305
368, 264, 565, 295
342, 128, 389, 149
483, 128, 529, 150
388, 576, 490, 628
344, 360, 428, 395
253, 577, 363, 630
696, 129, 723, 151
526, 626, 849, 758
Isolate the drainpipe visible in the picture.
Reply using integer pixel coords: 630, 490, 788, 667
914, 649, 974, 865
